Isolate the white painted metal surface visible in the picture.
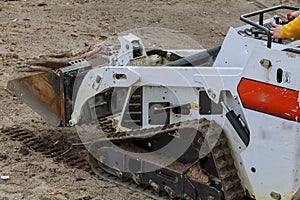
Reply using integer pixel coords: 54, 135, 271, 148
70, 26, 300, 199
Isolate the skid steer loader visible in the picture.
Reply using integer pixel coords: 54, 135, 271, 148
6, 5, 300, 200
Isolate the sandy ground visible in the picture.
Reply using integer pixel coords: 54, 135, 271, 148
0, 0, 298, 199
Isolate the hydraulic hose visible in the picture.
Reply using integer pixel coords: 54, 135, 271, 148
166, 45, 221, 67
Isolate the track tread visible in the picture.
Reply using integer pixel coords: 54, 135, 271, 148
208, 120, 245, 200
89, 118, 245, 200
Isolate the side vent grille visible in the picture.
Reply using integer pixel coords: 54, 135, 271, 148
121, 87, 143, 129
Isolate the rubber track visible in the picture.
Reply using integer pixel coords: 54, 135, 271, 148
90, 118, 246, 200
206, 121, 245, 200
89, 154, 168, 200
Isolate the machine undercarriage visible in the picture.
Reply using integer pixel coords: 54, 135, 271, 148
89, 118, 244, 200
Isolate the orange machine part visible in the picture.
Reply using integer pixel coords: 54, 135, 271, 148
237, 78, 300, 122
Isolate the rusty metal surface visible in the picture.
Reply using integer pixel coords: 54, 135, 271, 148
59, 71, 66, 126
6, 72, 62, 126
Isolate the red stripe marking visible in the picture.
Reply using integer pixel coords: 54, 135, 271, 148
238, 78, 300, 122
